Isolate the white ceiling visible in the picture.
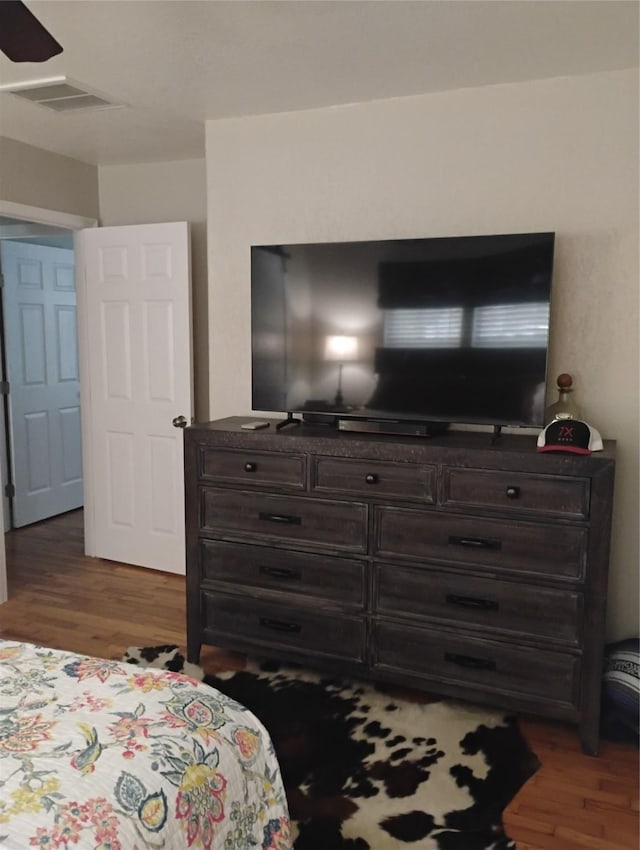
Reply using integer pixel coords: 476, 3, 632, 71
0, 0, 638, 167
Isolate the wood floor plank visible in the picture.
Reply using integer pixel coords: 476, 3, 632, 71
554, 827, 633, 850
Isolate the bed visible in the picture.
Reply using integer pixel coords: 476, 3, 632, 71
0, 640, 291, 850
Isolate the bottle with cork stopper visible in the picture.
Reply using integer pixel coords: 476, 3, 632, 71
545, 373, 582, 424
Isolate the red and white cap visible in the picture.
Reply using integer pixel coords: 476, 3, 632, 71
537, 419, 603, 455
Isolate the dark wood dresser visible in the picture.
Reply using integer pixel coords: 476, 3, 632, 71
184, 417, 616, 754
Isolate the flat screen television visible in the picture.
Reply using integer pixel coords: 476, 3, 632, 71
251, 232, 555, 431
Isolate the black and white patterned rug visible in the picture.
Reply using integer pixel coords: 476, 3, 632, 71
122, 645, 539, 850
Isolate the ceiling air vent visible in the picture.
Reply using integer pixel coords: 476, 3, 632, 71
0, 76, 124, 112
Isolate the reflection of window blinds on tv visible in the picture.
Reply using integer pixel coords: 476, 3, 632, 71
472, 303, 550, 348
383, 308, 463, 348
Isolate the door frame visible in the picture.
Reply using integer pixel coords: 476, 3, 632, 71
0, 201, 98, 603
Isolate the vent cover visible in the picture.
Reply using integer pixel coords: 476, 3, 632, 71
0, 76, 124, 112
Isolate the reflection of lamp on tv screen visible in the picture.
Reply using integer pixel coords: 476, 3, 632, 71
324, 335, 359, 406
251, 232, 555, 429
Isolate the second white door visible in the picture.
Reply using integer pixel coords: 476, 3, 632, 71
77, 222, 193, 575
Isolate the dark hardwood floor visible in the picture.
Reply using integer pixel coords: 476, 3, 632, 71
0, 508, 240, 670
1, 509, 637, 850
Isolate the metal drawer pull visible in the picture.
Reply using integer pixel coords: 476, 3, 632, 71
446, 593, 498, 611
260, 566, 301, 580
259, 617, 301, 633
365, 473, 379, 484
506, 486, 520, 499
444, 652, 496, 671
258, 512, 302, 525
448, 535, 502, 551
244, 462, 257, 473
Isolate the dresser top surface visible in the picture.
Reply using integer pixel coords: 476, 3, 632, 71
186, 416, 616, 472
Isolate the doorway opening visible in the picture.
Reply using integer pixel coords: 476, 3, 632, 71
0, 201, 97, 604
0, 224, 81, 530
1, 204, 192, 606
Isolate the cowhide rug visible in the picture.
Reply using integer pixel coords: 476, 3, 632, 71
122, 645, 539, 850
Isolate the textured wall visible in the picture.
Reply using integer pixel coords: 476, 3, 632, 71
205, 69, 638, 641
0, 137, 99, 219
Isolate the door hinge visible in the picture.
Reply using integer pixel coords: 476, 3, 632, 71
4, 483, 15, 498
0, 381, 9, 395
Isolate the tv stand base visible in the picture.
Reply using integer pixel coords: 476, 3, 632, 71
275, 413, 301, 431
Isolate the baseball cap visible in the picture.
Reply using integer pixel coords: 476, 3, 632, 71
537, 419, 604, 455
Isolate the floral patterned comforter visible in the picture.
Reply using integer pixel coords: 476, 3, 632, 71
0, 640, 291, 850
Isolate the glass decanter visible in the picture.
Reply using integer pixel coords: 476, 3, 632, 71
545, 373, 582, 424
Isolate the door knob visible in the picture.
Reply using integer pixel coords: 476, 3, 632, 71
172, 415, 188, 428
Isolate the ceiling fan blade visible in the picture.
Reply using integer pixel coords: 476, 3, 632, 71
0, 0, 63, 62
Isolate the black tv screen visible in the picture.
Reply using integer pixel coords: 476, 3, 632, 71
251, 232, 555, 428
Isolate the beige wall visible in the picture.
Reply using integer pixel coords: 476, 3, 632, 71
205, 69, 639, 641
98, 159, 209, 419
0, 137, 99, 219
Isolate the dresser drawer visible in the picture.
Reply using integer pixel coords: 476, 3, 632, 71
443, 468, 589, 519
374, 622, 579, 707
200, 540, 366, 608
376, 563, 581, 645
198, 447, 305, 489
202, 591, 365, 663
200, 488, 368, 553
375, 506, 587, 580
312, 456, 435, 502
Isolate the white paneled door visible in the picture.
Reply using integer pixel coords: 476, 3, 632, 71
77, 223, 192, 574
0, 240, 83, 528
